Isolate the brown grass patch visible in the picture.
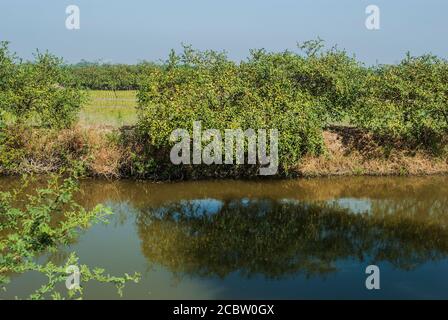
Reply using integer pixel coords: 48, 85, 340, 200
298, 127, 448, 177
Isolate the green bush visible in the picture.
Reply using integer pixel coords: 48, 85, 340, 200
294, 39, 366, 122
0, 42, 85, 129
352, 54, 448, 149
136, 46, 326, 176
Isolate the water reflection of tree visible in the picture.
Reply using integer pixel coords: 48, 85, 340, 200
136, 199, 448, 279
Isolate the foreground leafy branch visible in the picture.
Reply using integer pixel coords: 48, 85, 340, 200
0, 173, 140, 299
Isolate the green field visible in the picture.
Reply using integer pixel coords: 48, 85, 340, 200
79, 90, 138, 127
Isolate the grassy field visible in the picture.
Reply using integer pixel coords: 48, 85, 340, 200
79, 90, 138, 127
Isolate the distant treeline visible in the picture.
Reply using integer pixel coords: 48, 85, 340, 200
66, 61, 160, 90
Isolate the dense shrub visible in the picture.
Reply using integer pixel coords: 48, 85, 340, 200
294, 39, 366, 122
137, 46, 327, 176
0, 42, 84, 129
352, 54, 448, 150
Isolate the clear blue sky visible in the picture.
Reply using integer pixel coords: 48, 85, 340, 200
0, 0, 447, 64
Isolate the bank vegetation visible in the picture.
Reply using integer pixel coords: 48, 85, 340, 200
1, 40, 448, 180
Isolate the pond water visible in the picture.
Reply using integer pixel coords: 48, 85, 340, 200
2, 176, 448, 299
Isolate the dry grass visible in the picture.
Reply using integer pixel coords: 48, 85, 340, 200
2, 126, 126, 178
298, 127, 448, 177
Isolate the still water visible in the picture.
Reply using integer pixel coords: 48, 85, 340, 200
3, 176, 448, 299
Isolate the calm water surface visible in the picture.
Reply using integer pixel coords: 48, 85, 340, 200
2, 176, 448, 299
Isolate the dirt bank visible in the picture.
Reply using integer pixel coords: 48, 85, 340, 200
1, 126, 447, 180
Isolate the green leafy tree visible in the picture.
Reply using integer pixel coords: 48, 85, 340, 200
0, 42, 85, 129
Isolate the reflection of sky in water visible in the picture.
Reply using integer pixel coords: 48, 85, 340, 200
151, 199, 224, 220
188, 199, 223, 215
110, 198, 373, 219
280, 198, 372, 215
150, 198, 278, 220
330, 198, 372, 215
